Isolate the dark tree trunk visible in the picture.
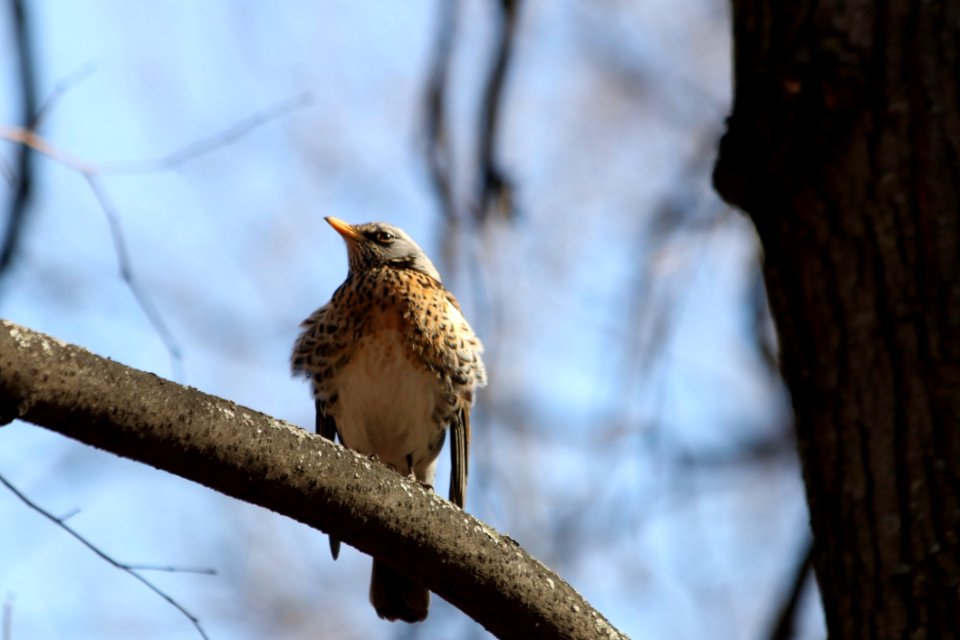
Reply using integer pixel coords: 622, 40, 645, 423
714, 1, 960, 638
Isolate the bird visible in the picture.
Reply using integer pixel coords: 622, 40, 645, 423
291, 216, 486, 623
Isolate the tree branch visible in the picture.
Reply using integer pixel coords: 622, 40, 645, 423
0, 92, 312, 379
1, 0, 39, 278
475, 0, 521, 222
0, 319, 626, 640
422, 0, 459, 223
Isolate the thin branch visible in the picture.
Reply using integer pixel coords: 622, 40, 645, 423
0, 127, 92, 172
0, 92, 313, 378
673, 432, 796, 470
98, 91, 313, 174
125, 564, 217, 576
474, 0, 521, 222
31, 61, 98, 130
0, 93, 313, 177
422, 0, 459, 222
0, 472, 210, 640
85, 174, 184, 377
597, 134, 732, 443
57, 506, 81, 521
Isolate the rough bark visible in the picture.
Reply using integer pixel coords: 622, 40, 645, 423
714, 1, 960, 638
0, 319, 624, 640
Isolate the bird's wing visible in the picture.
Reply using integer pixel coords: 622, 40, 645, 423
448, 406, 470, 509
403, 276, 486, 399
315, 398, 339, 443
400, 274, 483, 509
315, 399, 342, 560
290, 303, 331, 376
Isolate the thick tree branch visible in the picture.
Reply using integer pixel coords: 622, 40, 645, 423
0, 319, 625, 640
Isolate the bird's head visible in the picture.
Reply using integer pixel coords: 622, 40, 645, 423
325, 217, 441, 281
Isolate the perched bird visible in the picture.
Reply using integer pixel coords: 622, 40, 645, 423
291, 217, 486, 623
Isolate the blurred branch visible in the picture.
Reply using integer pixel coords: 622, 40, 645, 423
766, 539, 813, 640
32, 61, 97, 129
1, 0, 39, 279
475, 0, 521, 222
620, 137, 727, 384
0, 127, 93, 172
0, 472, 211, 640
0, 123, 183, 374
0, 92, 312, 377
0, 319, 627, 640
0, 93, 311, 175
673, 432, 796, 470
56, 505, 81, 520
421, 0, 521, 224
85, 174, 184, 377
99, 92, 312, 174
422, 0, 458, 222
575, 3, 727, 129
1, 593, 10, 640
125, 563, 217, 576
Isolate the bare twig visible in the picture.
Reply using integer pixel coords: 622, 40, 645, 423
57, 506, 81, 521
0, 127, 90, 171
474, 0, 521, 222
99, 91, 313, 174
0, 93, 313, 176
1, 0, 39, 277
85, 174, 184, 377
32, 61, 98, 130
422, 0, 459, 222
125, 564, 217, 576
601, 133, 731, 440
0, 472, 212, 640
0, 92, 313, 377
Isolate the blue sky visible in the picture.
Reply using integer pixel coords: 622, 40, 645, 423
0, 2, 823, 638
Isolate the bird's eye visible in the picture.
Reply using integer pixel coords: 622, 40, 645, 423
374, 230, 396, 243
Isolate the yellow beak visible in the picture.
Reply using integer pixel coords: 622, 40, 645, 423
325, 216, 362, 241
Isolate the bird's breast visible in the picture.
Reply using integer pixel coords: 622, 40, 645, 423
328, 327, 442, 471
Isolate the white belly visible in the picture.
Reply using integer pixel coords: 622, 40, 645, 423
329, 329, 441, 475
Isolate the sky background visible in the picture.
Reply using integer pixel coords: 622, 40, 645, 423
1, 2, 824, 639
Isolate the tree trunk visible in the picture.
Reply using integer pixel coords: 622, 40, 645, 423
714, 1, 960, 638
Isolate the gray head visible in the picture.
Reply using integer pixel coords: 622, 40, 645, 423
325, 217, 441, 281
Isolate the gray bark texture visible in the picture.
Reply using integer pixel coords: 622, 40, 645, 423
0, 319, 625, 640
714, 1, 960, 638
